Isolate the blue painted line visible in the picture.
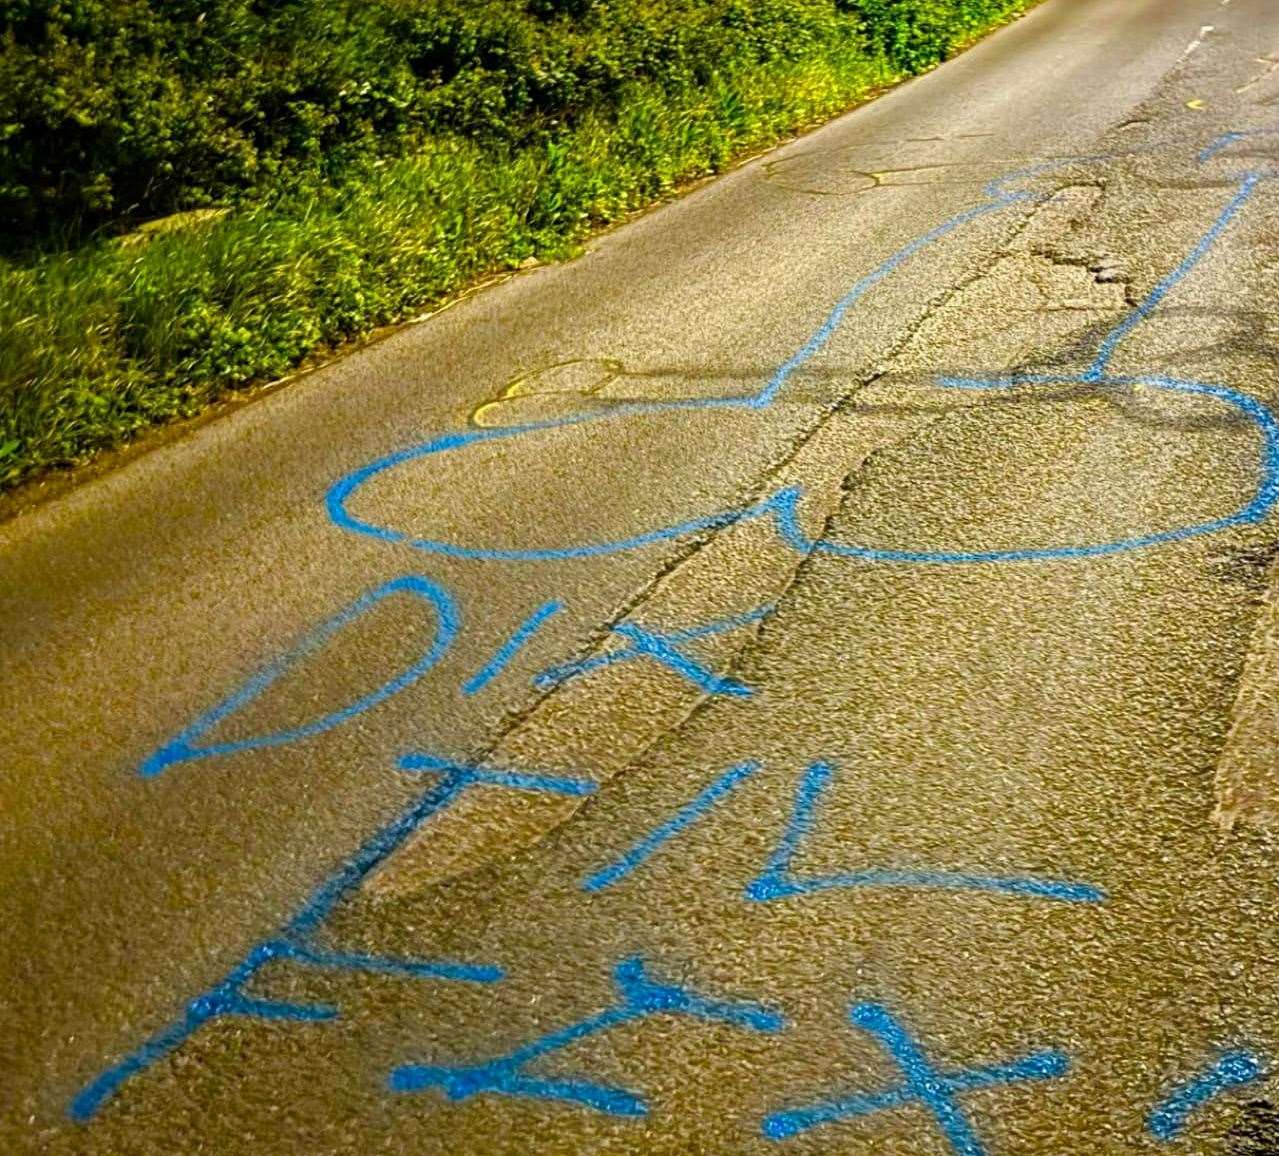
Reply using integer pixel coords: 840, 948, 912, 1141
388, 954, 785, 1116
1148, 1050, 1266, 1142
1088, 173, 1262, 379
762, 1000, 1069, 1153
535, 606, 774, 697
462, 600, 563, 695
1199, 132, 1247, 163
581, 760, 762, 892
745, 761, 1105, 904
1197, 128, 1279, 164
397, 752, 598, 797
752, 198, 1022, 408
138, 576, 459, 778
70, 753, 604, 1121
788, 372, 1279, 564
326, 408, 791, 563
653, 603, 776, 643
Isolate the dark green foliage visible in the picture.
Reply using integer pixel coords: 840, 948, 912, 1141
0, 0, 1029, 487
0, 0, 1026, 241
849, 0, 1012, 71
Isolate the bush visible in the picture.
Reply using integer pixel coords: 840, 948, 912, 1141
0, 0, 1029, 486
0, 0, 1025, 242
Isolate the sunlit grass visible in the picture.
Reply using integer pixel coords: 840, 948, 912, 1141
0, 39, 979, 487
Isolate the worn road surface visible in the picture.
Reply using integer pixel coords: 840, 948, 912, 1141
6, 0, 1279, 1152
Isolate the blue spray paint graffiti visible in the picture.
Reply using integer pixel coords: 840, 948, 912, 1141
744, 761, 1105, 904
138, 576, 458, 778
325, 155, 1278, 569
1147, 1050, 1267, 1142
388, 954, 785, 1115
761, 1000, 1070, 1153
535, 605, 774, 697
581, 760, 762, 892
1198, 128, 1279, 164
397, 751, 598, 796
462, 600, 563, 695
70, 757, 598, 1121
76, 137, 1279, 1133
1086, 172, 1261, 381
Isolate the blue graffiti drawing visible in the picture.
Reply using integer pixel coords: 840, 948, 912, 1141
535, 605, 775, 697
745, 760, 1105, 904
581, 759, 762, 892
762, 1001, 1070, 1153
70, 757, 597, 1121
1147, 1050, 1267, 1142
325, 153, 1279, 568
138, 575, 459, 777
462, 600, 563, 695
323, 179, 1041, 562
388, 955, 786, 1116
397, 751, 598, 796
802, 171, 1279, 563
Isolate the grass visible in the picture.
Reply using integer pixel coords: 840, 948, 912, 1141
0, 18, 1023, 490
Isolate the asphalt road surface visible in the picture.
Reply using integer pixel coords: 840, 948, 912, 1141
5, 0, 1279, 1151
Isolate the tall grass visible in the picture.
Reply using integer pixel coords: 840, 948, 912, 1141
0, 16, 1021, 488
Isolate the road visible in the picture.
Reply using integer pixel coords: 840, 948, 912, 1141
4, 0, 1279, 1151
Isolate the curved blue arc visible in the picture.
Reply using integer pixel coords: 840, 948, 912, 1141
325, 157, 1278, 567
794, 375, 1279, 565
325, 190, 1031, 562
138, 575, 459, 777
327, 399, 789, 563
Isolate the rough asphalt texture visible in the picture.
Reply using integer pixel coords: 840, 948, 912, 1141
5, 0, 1279, 1152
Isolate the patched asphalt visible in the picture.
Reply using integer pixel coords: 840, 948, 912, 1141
5, 0, 1279, 1152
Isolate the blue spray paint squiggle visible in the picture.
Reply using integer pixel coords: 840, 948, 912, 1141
388, 954, 785, 1116
762, 1000, 1070, 1154
745, 761, 1105, 904
788, 372, 1279, 564
324, 175, 1042, 563
325, 157, 1278, 568
1147, 1050, 1267, 1142
138, 575, 458, 778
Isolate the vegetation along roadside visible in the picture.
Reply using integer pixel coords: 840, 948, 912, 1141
0, 0, 1031, 490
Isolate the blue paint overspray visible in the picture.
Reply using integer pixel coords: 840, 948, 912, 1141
762, 1000, 1070, 1153
138, 575, 458, 777
1147, 1050, 1267, 1142
745, 761, 1105, 904
388, 954, 786, 1116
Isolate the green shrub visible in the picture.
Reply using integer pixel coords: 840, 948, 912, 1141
0, 0, 1029, 486
2, 0, 1029, 242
